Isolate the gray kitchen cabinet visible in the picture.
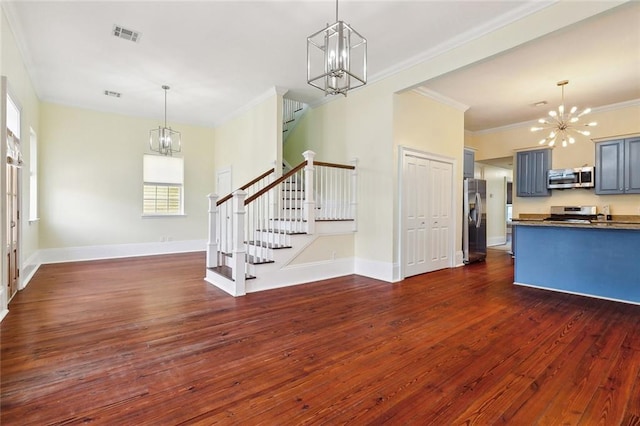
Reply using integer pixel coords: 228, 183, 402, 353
463, 149, 475, 179
516, 149, 551, 197
595, 137, 640, 194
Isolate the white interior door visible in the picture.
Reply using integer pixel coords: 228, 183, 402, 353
6, 164, 19, 300
403, 154, 429, 277
402, 150, 454, 278
427, 160, 452, 271
216, 168, 232, 197
215, 168, 233, 254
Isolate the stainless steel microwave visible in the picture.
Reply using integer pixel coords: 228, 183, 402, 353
547, 167, 595, 189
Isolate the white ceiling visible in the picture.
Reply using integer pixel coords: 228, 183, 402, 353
423, 1, 640, 132
4, 1, 640, 131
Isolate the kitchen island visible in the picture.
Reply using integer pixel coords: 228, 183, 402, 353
512, 219, 640, 305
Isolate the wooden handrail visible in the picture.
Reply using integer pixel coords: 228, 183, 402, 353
314, 161, 355, 170
241, 168, 276, 190
245, 161, 307, 205
216, 168, 275, 206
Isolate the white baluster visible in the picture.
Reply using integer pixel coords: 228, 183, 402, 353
232, 190, 247, 296
207, 193, 219, 268
350, 158, 358, 227
302, 151, 316, 234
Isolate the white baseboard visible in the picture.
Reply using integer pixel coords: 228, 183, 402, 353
354, 257, 394, 283
487, 236, 507, 247
247, 257, 355, 293
205, 257, 355, 296
20, 251, 41, 290
455, 250, 464, 267
205, 271, 245, 297
0, 286, 6, 322
37, 239, 207, 264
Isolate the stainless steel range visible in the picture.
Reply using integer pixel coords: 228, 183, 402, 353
544, 206, 598, 223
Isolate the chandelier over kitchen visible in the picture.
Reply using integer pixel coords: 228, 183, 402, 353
531, 80, 597, 148
307, 0, 367, 96
149, 85, 181, 156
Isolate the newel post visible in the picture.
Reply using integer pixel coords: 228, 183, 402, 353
350, 158, 358, 231
206, 193, 219, 268
303, 150, 316, 235
232, 190, 247, 296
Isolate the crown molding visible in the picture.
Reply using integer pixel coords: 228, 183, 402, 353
2, 2, 43, 98
412, 87, 469, 112
471, 98, 640, 136
367, 1, 557, 86
213, 86, 282, 127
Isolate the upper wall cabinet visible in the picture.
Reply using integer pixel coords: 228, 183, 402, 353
516, 149, 551, 197
463, 149, 475, 179
595, 137, 640, 195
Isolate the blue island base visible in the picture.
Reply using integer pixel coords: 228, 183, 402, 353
514, 224, 640, 305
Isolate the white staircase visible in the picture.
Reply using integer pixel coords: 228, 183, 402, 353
205, 151, 357, 296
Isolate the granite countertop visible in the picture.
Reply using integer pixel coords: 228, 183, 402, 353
512, 217, 640, 230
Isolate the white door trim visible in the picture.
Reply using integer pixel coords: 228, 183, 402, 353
398, 146, 457, 281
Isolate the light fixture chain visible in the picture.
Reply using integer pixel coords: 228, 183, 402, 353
150, 84, 181, 156
335, 0, 339, 22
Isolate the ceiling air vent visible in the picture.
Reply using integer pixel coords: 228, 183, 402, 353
104, 90, 122, 98
112, 25, 141, 43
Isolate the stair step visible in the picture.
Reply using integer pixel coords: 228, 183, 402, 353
208, 265, 255, 281
220, 251, 276, 265
259, 229, 306, 235
247, 241, 292, 249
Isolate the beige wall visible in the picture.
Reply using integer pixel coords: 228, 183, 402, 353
393, 91, 465, 262
39, 103, 215, 248
469, 104, 640, 216
292, 86, 396, 269
287, 234, 354, 266
212, 91, 281, 193
2, 7, 40, 278
284, 98, 352, 164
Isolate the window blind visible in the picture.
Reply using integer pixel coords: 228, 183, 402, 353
143, 154, 184, 215
143, 154, 183, 184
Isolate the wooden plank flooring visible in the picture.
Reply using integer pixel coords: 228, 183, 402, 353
1, 250, 639, 425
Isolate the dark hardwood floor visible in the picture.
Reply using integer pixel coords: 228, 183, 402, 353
2, 250, 639, 425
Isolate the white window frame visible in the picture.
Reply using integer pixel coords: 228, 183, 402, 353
6, 94, 20, 139
142, 154, 185, 216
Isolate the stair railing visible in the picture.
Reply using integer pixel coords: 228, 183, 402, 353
244, 159, 307, 264
314, 159, 357, 221
207, 151, 358, 293
207, 168, 274, 268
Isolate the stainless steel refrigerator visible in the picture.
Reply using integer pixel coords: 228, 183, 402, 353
463, 178, 487, 264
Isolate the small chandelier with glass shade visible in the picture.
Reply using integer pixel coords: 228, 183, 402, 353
149, 85, 181, 156
531, 80, 597, 148
307, 0, 367, 96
